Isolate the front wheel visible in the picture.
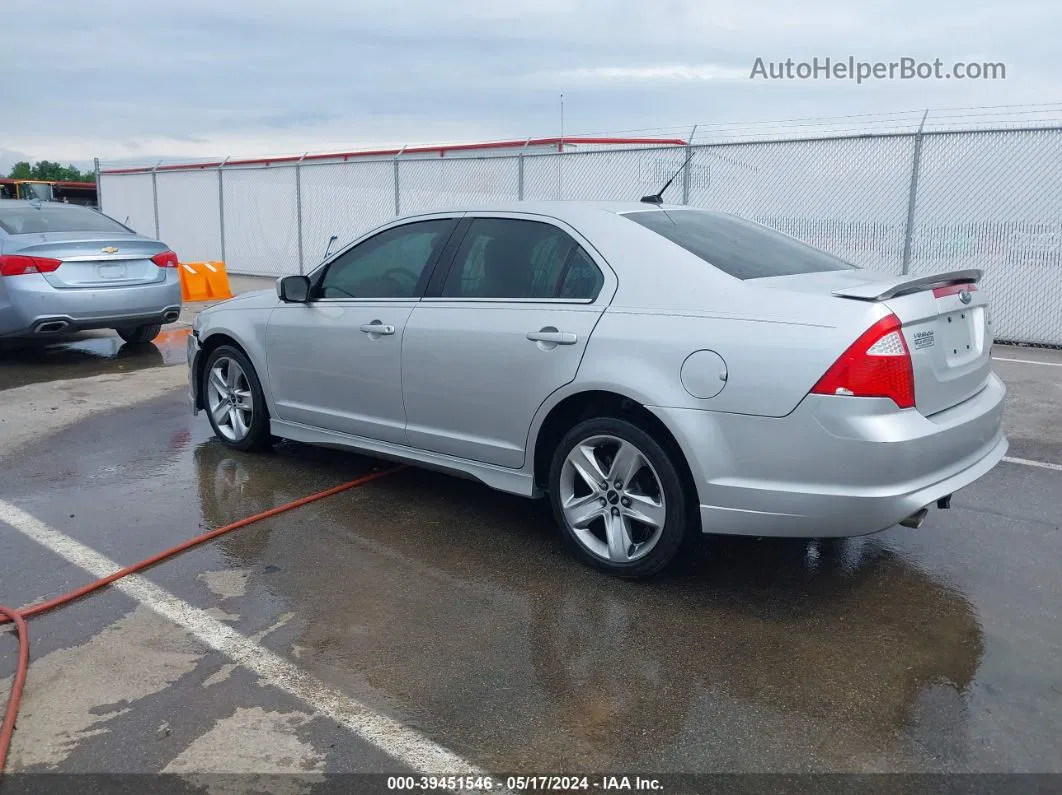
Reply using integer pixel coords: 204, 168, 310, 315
116, 323, 162, 344
202, 345, 273, 452
548, 417, 691, 578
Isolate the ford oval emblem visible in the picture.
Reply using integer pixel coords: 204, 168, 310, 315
959, 290, 973, 305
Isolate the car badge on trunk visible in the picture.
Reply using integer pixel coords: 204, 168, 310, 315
101, 246, 119, 254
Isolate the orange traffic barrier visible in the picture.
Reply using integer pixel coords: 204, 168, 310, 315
202, 260, 233, 300
179, 261, 232, 301
179, 262, 210, 301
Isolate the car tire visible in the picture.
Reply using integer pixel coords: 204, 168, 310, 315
202, 345, 274, 452
116, 323, 162, 344
548, 416, 690, 578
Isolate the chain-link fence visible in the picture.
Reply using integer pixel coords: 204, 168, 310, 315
98, 126, 1062, 345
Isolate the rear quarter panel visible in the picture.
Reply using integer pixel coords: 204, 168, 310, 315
552, 209, 890, 417
572, 302, 884, 418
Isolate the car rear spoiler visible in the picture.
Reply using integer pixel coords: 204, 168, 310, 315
831, 269, 983, 301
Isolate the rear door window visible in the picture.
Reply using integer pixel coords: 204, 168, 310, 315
624, 209, 858, 279
440, 218, 603, 300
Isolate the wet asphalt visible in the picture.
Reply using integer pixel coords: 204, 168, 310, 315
0, 328, 190, 392
0, 334, 1060, 777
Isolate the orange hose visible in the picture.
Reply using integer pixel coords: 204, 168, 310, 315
0, 465, 403, 773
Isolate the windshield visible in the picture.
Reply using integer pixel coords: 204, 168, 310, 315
0, 204, 133, 235
19, 183, 54, 202
624, 209, 858, 280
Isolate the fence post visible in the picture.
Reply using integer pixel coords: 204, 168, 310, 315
295, 153, 307, 274
682, 143, 692, 205
517, 137, 531, 201
218, 156, 230, 265
393, 145, 406, 217
93, 157, 102, 210
901, 110, 929, 275
151, 161, 161, 239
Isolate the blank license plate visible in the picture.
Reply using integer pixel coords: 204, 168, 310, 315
941, 307, 984, 364
98, 263, 127, 280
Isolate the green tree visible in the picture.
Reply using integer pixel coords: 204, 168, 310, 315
6, 160, 94, 182
8, 161, 33, 179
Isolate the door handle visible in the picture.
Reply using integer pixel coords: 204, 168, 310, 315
526, 330, 577, 345
360, 322, 395, 335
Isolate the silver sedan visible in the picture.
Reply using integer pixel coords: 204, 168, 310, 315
188, 201, 1007, 577
0, 199, 182, 342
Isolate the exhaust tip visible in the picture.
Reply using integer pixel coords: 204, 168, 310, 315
163, 310, 180, 323
899, 507, 930, 529
34, 320, 70, 334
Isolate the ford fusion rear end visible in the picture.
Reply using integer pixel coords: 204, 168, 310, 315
617, 209, 1007, 539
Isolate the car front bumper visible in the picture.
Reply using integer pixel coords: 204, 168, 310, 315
0, 271, 183, 337
652, 372, 1008, 538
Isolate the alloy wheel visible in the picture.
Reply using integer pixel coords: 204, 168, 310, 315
206, 356, 254, 442
559, 434, 667, 564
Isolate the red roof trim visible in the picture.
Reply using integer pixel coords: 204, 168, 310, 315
100, 136, 688, 174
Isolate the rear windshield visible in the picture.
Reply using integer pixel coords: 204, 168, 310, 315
624, 209, 858, 279
0, 204, 133, 235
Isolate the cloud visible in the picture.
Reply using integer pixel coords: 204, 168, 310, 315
0, 148, 34, 175
2, 0, 1058, 166
539, 65, 750, 83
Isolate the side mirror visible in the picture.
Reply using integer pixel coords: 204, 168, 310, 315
277, 275, 311, 303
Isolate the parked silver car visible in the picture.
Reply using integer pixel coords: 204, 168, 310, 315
0, 199, 182, 342
188, 202, 1007, 577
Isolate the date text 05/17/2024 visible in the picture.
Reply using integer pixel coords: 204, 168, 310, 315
386, 776, 665, 791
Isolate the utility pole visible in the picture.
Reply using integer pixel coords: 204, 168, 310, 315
559, 93, 565, 151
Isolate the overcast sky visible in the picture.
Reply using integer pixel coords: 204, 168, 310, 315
3, 0, 1059, 171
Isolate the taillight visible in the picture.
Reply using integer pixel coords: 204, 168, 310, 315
810, 314, 915, 409
0, 254, 63, 277
151, 250, 179, 268
932, 282, 977, 299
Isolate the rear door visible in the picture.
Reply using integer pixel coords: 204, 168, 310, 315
401, 214, 614, 468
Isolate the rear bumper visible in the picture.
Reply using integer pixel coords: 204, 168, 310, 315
652, 372, 1008, 538
0, 272, 182, 337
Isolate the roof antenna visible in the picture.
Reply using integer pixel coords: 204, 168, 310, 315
641, 126, 697, 205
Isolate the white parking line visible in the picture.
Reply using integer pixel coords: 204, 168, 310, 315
0, 499, 485, 777
993, 356, 1062, 368
1003, 456, 1062, 472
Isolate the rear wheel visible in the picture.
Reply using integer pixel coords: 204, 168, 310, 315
548, 417, 690, 578
202, 345, 273, 452
116, 323, 162, 344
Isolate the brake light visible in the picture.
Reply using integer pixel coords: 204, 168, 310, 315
0, 254, 63, 276
151, 250, 179, 268
810, 314, 915, 409
932, 282, 977, 299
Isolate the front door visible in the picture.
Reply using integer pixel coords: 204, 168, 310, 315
401, 215, 610, 468
266, 217, 458, 444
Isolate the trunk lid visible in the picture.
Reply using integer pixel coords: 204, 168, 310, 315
755, 268, 993, 417
5, 233, 168, 289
